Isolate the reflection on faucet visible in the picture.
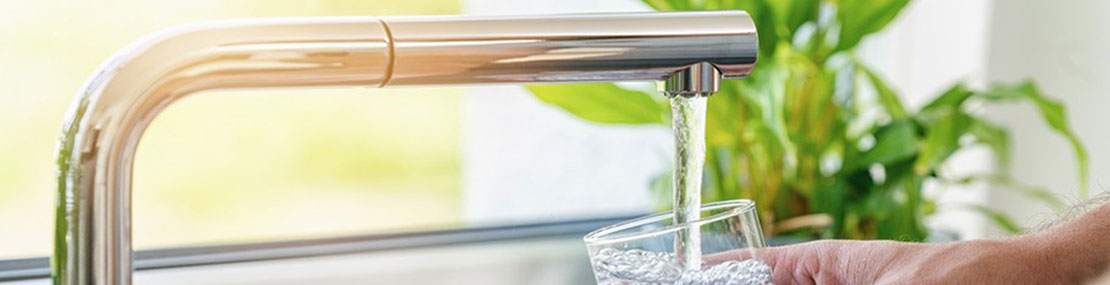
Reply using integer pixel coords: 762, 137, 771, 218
53, 11, 756, 284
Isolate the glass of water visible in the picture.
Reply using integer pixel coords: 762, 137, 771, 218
583, 199, 771, 285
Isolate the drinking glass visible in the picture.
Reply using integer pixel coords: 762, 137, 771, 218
583, 199, 771, 285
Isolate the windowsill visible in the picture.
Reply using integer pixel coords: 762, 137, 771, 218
0, 215, 637, 283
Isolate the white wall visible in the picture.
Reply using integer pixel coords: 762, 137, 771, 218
984, 0, 1110, 230
461, 0, 665, 224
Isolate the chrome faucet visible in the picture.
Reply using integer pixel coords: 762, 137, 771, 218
53, 11, 757, 284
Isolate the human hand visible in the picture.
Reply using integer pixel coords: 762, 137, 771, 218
712, 238, 1049, 285
709, 200, 1110, 284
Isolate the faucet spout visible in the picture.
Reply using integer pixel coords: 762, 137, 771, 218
662, 62, 723, 97
53, 11, 756, 285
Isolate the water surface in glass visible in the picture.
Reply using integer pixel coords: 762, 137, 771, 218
584, 200, 771, 285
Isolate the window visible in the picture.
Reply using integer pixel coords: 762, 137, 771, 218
0, 0, 656, 266
0, 0, 469, 260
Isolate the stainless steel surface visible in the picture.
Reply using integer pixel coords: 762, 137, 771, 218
4, 216, 636, 282
383, 12, 756, 85
53, 11, 757, 284
661, 62, 721, 96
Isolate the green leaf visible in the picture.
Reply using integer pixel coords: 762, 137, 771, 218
527, 83, 665, 125
836, 0, 910, 52
667, 0, 692, 10
766, 0, 819, 41
858, 62, 906, 119
979, 80, 1089, 198
853, 119, 917, 170
922, 83, 973, 113
874, 162, 928, 241
967, 117, 1010, 172
642, 0, 671, 10
706, 81, 741, 147
914, 108, 971, 175
641, 0, 676, 10
740, 0, 782, 58
637, 0, 783, 57
813, 175, 852, 239
736, 55, 795, 158
962, 204, 1022, 234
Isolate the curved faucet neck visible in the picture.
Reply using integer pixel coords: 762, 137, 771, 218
54, 12, 756, 284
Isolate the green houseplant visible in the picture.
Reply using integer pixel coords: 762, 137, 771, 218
528, 0, 1088, 240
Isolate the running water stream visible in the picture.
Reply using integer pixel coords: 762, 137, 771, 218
669, 95, 708, 271
589, 94, 773, 285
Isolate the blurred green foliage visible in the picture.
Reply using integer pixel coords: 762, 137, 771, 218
529, 0, 1087, 240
